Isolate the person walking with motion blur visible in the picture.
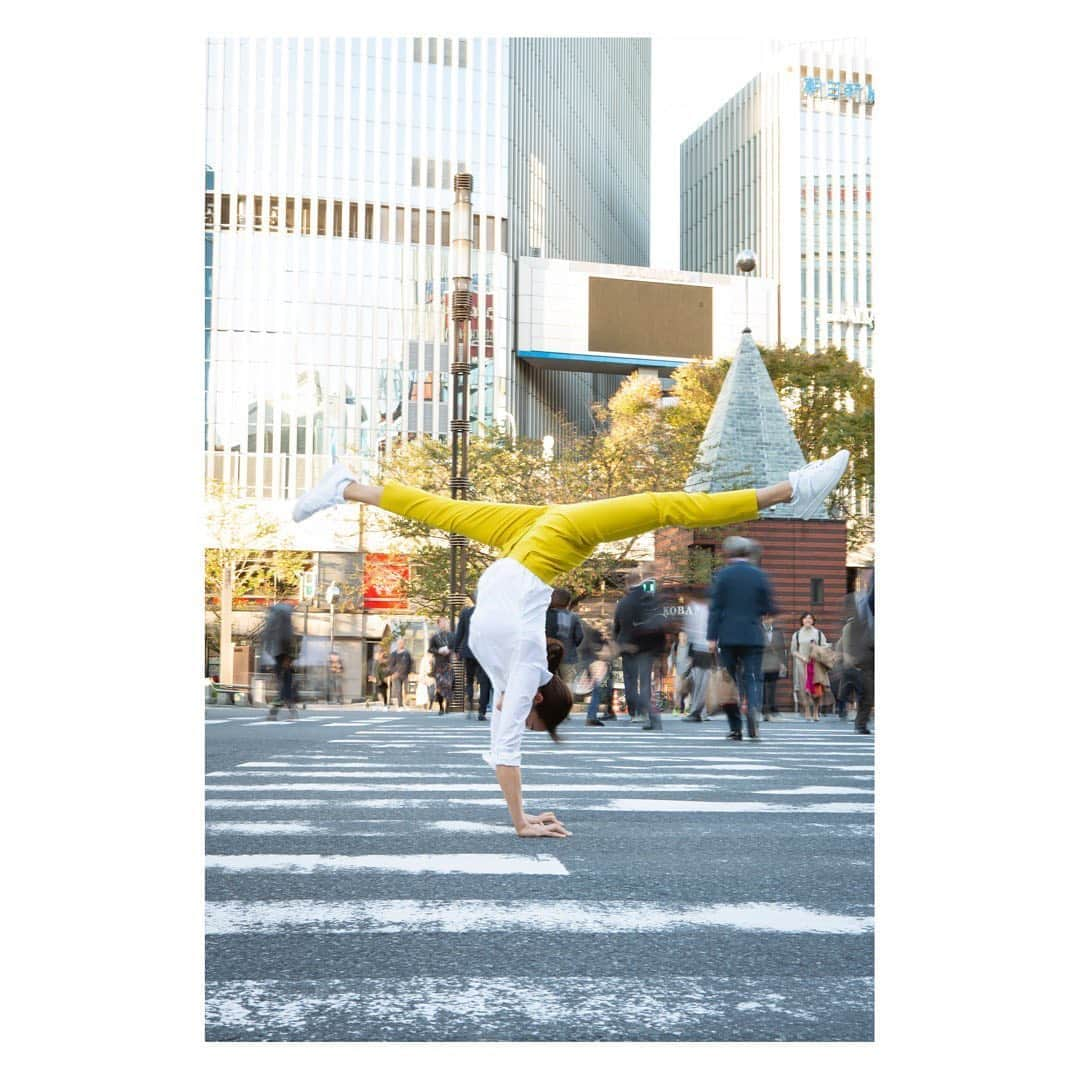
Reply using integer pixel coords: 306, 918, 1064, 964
791, 612, 829, 721
262, 599, 299, 719
428, 616, 455, 714
386, 636, 412, 708
453, 594, 492, 722
614, 568, 668, 731
761, 613, 787, 721
291, 448, 849, 836
706, 536, 779, 740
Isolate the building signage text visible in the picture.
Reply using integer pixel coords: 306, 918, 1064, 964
801, 77, 875, 104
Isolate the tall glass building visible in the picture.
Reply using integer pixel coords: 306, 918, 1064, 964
679, 39, 874, 369
204, 36, 650, 509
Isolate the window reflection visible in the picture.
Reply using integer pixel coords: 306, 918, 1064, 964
236, 194, 247, 229
301, 198, 311, 234
269, 196, 280, 230
253, 195, 263, 230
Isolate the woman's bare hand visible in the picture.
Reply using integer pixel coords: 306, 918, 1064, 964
525, 810, 563, 827
516, 818, 571, 838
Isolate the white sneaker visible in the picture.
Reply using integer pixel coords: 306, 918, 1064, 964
292, 462, 358, 522
787, 449, 850, 519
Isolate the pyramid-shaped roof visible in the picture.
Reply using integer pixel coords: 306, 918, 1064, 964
684, 331, 818, 519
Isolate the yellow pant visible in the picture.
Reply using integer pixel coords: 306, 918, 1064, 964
379, 482, 760, 585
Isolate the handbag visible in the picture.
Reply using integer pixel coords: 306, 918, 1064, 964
705, 663, 739, 711
571, 670, 595, 696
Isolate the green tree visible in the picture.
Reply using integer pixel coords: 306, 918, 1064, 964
599, 347, 874, 553
376, 424, 650, 613
204, 481, 310, 682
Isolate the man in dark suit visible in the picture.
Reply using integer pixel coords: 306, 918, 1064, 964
453, 594, 492, 722
707, 536, 779, 740
613, 567, 666, 731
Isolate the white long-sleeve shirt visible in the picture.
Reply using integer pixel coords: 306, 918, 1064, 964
469, 558, 553, 768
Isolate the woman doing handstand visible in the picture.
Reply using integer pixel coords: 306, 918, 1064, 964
293, 450, 850, 838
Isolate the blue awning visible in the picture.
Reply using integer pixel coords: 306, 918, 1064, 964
517, 350, 689, 375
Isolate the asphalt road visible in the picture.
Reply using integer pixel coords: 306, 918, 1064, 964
205, 705, 874, 1042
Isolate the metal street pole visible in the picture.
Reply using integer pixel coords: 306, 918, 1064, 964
736, 248, 757, 333
448, 172, 473, 711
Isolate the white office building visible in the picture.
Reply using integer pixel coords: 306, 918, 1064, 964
204, 35, 650, 550
680, 39, 874, 369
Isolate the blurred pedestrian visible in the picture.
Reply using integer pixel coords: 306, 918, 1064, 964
454, 594, 492, 722
262, 599, 299, 719
581, 623, 616, 726
386, 636, 412, 708
761, 613, 787, 720
790, 612, 829, 721
613, 568, 666, 730
428, 616, 455, 714
669, 630, 693, 712
681, 599, 713, 722
328, 648, 345, 704
373, 643, 390, 705
847, 573, 874, 734
545, 587, 585, 685
707, 535, 779, 740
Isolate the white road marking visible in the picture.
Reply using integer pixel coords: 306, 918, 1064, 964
206, 823, 319, 834
205, 899, 873, 935
205, 783, 710, 792
205, 853, 569, 875
206, 771, 483, 780
752, 786, 873, 795
582, 799, 875, 813
205, 975, 873, 1036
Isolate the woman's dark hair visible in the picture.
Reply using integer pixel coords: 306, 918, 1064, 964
535, 638, 572, 740
800, 611, 816, 624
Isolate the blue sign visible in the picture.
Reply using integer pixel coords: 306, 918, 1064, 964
802, 76, 875, 104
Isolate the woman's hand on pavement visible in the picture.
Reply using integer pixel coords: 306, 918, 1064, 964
525, 810, 563, 826
516, 819, 571, 838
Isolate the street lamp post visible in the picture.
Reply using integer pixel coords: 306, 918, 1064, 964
735, 248, 757, 334
448, 173, 473, 711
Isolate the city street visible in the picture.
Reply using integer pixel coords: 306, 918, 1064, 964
205, 705, 874, 1041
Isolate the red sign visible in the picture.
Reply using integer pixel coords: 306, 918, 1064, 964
363, 553, 410, 611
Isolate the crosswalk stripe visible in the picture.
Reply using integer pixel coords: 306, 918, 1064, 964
581, 799, 874, 813
205, 899, 873, 935
205, 853, 570, 875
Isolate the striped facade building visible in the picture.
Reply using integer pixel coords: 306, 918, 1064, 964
680, 39, 874, 369
203, 36, 650, 525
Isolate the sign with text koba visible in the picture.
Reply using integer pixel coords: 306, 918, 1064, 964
588, 277, 712, 360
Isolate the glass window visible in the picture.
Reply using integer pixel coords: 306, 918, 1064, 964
485, 216, 495, 251
426, 209, 435, 245
333, 200, 343, 237
269, 196, 280, 231
395, 206, 405, 243
301, 198, 311, 235
411, 208, 420, 243
364, 203, 374, 239
220, 193, 230, 229
411, 157, 421, 185
379, 204, 390, 239
253, 195, 263, 230
413, 37, 423, 62
428, 37, 437, 63
472, 213, 479, 247
286, 196, 295, 232
441, 210, 450, 246
426, 159, 435, 187
442, 160, 451, 189
443, 39, 453, 65
204, 193, 214, 229
458, 39, 467, 68
236, 194, 247, 229
317, 199, 327, 236
348, 201, 358, 238
500, 217, 508, 253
